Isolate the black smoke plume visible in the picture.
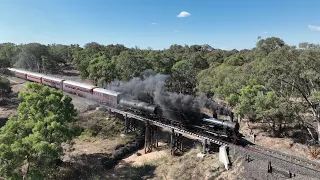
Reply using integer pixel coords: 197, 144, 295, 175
105, 70, 234, 120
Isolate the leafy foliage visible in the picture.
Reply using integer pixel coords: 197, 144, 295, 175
0, 83, 79, 179
0, 76, 11, 98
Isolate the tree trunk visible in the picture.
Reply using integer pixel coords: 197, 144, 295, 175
317, 120, 320, 144
311, 108, 320, 144
307, 127, 315, 142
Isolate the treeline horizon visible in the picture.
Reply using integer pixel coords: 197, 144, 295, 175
1, 42, 252, 51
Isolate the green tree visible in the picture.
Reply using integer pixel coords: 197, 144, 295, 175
87, 54, 116, 86
232, 84, 266, 121
104, 44, 128, 57
15, 43, 50, 72
114, 50, 150, 81
0, 76, 11, 100
0, 43, 19, 68
228, 84, 295, 137
254, 91, 295, 137
47, 44, 73, 65
41, 55, 56, 75
0, 83, 78, 179
145, 51, 175, 74
197, 64, 250, 98
255, 37, 285, 56
72, 49, 92, 79
169, 60, 196, 94
256, 44, 320, 142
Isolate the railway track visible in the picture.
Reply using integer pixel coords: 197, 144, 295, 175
245, 144, 320, 172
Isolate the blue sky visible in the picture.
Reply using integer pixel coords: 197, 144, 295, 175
0, 0, 319, 50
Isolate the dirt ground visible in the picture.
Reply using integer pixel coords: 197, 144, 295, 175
0, 77, 25, 120
62, 138, 127, 162
240, 121, 320, 163
102, 143, 227, 180
117, 142, 169, 167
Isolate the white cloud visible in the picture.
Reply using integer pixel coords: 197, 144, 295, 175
263, 31, 268, 34
308, 25, 320, 31
151, 22, 157, 25
177, 11, 191, 18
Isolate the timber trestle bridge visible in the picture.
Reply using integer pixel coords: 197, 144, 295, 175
103, 105, 229, 155
94, 104, 320, 178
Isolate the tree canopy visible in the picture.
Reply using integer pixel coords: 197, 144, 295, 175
0, 83, 78, 179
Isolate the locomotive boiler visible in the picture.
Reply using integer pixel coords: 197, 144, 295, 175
117, 97, 241, 142
119, 98, 162, 117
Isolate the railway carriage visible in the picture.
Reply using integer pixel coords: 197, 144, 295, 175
26, 72, 43, 83
8, 68, 27, 79
42, 76, 65, 90
93, 88, 123, 107
63, 80, 96, 97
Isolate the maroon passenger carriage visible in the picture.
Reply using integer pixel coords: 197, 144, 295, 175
63, 80, 97, 97
93, 88, 123, 107
42, 76, 64, 90
26, 72, 43, 83
8, 68, 27, 79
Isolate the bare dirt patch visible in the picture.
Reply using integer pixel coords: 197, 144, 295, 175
216, 157, 245, 180
241, 121, 320, 163
58, 111, 135, 179
8, 76, 27, 92
118, 142, 169, 167
63, 138, 128, 162
103, 144, 227, 180
0, 77, 24, 121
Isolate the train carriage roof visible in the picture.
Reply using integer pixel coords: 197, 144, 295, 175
26, 71, 44, 78
93, 88, 123, 96
42, 75, 64, 82
63, 80, 97, 90
8, 68, 28, 74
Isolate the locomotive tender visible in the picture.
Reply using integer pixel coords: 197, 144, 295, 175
7, 68, 242, 143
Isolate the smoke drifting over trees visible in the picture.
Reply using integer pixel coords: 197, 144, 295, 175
106, 70, 233, 118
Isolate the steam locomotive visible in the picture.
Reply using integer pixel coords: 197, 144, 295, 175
7, 68, 242, 143
118, 98, 241, 143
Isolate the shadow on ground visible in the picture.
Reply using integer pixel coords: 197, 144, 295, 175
104, 161, 157, 180
248, 122, 317, 145
56, 152, 157, 180
57, 153, 115, 180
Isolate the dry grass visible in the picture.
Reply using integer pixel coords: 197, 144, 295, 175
216, 157, 245, 180
241, 121, 320, 162
0, 77, 26, 120
154, 147, 226, 180
76, 111, 130, 140
102, 142, 229, 180
308, 145, 320, 159
58, 111, 136, 179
